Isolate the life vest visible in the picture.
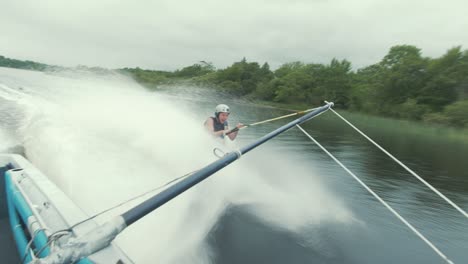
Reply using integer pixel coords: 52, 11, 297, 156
211, 117, 228, 138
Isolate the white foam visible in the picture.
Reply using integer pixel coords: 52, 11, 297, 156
0, 67, 353, 263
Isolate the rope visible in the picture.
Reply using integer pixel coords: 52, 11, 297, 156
328, 108, 467, 218
21, 228, 70, 263
50, 170, 198, 237
21, 227, 46, 264
226, 107, 319, 135
247, 107, 319, 127
296, 124, 454, 264
30, 231, 70, 263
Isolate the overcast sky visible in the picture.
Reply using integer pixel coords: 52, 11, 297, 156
1, 0, 467, 71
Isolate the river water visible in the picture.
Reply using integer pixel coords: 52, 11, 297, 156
1, 67, 467, 263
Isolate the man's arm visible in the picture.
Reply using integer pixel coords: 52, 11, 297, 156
226, 123, 244, 140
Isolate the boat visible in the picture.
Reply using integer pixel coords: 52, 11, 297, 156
0, 154, 133, 263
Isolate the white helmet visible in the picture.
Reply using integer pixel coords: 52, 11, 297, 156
215, 104, 230, 116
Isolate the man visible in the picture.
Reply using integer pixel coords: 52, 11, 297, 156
204, 104, 244, 140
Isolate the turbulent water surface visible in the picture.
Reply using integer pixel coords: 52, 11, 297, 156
1, 67, 467, 263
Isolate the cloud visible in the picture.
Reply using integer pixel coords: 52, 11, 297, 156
1, 0, 467, 70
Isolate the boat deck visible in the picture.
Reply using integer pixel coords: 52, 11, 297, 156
0, 165, 21, 263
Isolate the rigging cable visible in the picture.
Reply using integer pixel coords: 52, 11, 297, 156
296, 124, 454, 264
326, 104, 467, 218
46, 169, 198, 240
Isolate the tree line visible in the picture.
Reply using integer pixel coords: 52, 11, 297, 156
0, 55, 55, 71
2, 45, 467, 128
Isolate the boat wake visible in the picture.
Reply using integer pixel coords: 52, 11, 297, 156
0, 67, 353, 263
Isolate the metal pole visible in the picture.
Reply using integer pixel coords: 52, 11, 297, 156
122, 102, 333, 225
32, 102, 333, 264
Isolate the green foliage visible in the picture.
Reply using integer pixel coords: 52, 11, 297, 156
2, 45, 468, 128
422, 112, 452, 126
349, 64, 383, 112
350, 45, 468, 127
260, 59, 353, 107
377, 45, 429, 105
213, 58, 274, 96
173, 62, 215, 78
119, 67, 174, 88
443, 100, 468, 127
319, 59, 353, 107
272, 63, 318, 103
416, 75, 457, 110
0, 55, 58, 71
416, 46, 464, 110
393, 99, 431, 120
